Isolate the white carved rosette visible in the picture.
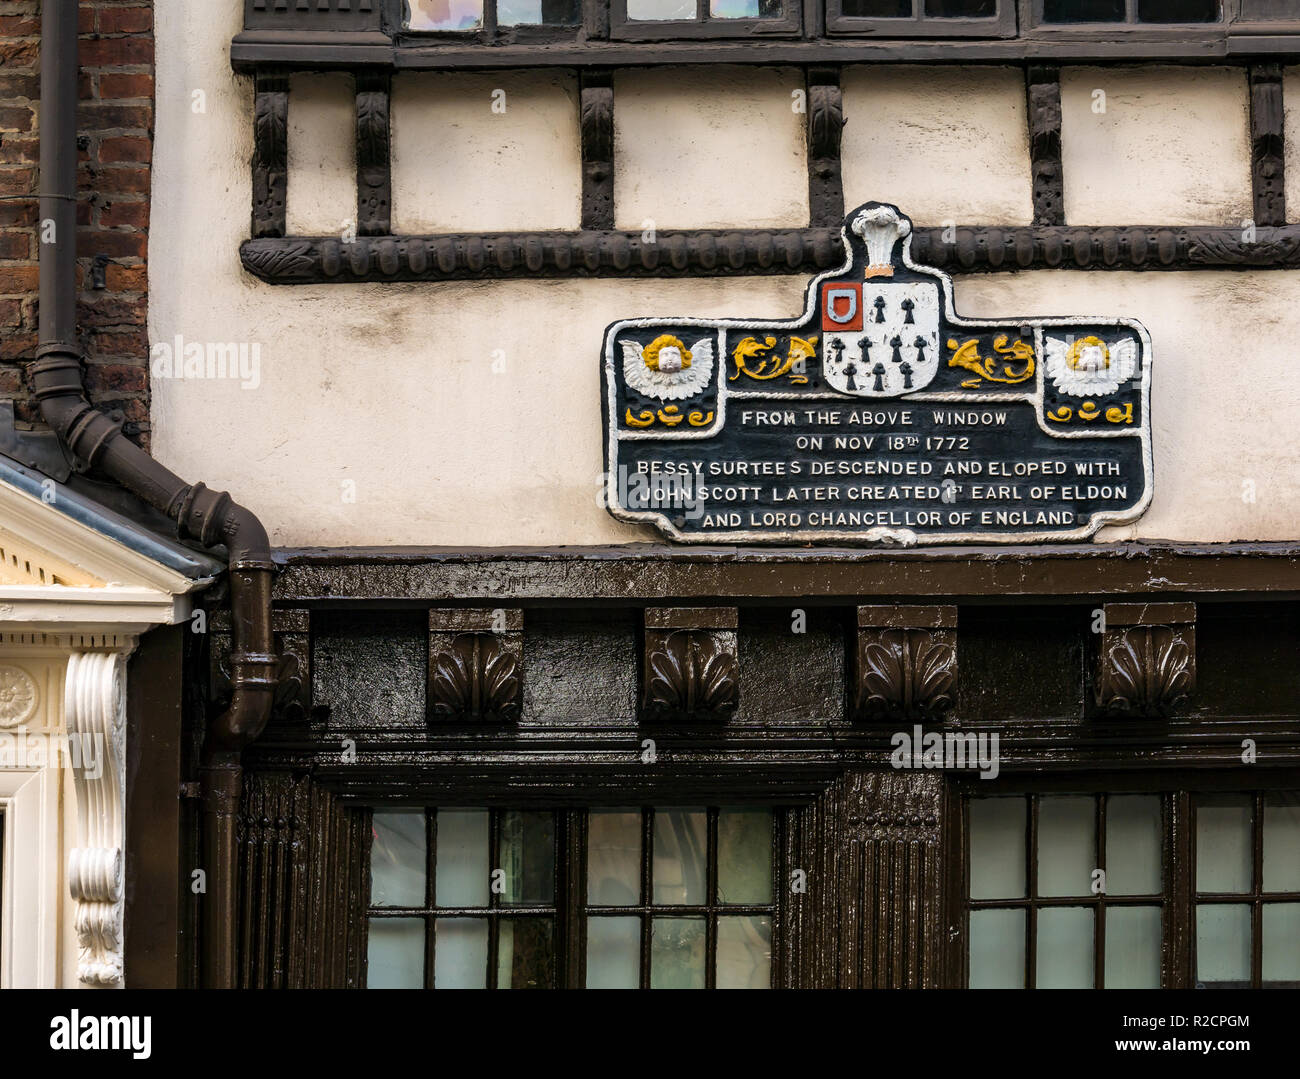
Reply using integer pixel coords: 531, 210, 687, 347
0, 663, 38, 728
65, 651, 128, 987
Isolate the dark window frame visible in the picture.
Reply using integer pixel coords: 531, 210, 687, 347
608, 0, 803, 41
825, 0, 1017, 39
956, 774, 1300, 990
1024, 0, 1225, 35
362, 803, 786, 989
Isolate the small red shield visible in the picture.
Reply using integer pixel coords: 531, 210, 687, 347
821, 283, 862, 331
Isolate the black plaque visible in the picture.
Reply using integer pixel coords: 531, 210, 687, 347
601, 202, 1152, 545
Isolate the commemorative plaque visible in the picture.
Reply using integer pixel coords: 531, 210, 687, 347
601, 202, 1153, 545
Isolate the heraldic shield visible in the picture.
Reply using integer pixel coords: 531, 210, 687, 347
600, 201, 1154, 547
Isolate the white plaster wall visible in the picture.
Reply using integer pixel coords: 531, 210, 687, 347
841, 66, 1033, 227
286, 74, 356, 236
391, 71, 582, 233
613, 67, 807, 231
956, 272, 1300, 544
150, 1, 1298, 546
1060, 66, 1252, 227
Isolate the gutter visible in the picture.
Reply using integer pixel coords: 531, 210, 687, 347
34, 1, 277, 989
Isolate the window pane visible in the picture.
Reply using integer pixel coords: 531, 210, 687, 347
717, 915, 772, 988
1241, 0, 1296, 17
407, 0, 485, 31
370, 809, 426, 908
1037, 906, 1094, 989
498, 0, 582, 24
969, 797, 1026, 900
434, 917, 488, 988
498, 917, 554, 989
500, 810, 555, 906
586, 916, 641, 988
926, 0, 996, 14
710, 0, 786, 15
1137, 0, 1219, 22
588, 810, 642, 906
1262, 904, 1300, 985
1196, 795, 1252, 894
1264, 793, 1300, 893
435, 809, 490, 907
1105, 906, 1162, 988
969, 908, 1025, 988
1196, 904, 1251, 986
650, 916, 707, 988
368, 918, 424, 988
653, 808, 707, 905
1107, 795, 1162, 896
1042, 0, 1125, 20
627, 0, 696, 18
840, 0, 912, 14
718, 808, 773, 905
1039, 796, 1095, 897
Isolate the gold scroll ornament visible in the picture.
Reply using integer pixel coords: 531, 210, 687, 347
947, 335, 1035, 389
625, 404, 715, 428
730, 336, 818, 384
1047, 402, 1133, 424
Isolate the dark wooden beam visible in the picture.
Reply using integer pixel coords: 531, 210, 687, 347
232, 35, 1263, 72
267, 541, 1300, 603
240, 221, 1300, 283
124, 624, 185, 988
1249, 63, 1286, 228
1026, 64, 1064, 227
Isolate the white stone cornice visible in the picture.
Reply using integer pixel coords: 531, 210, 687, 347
65, 648, 133, 988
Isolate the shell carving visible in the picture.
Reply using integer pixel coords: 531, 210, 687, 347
645, 631, 738, 719
856, 630, 956, 722
430, 633, 521, 722
1099, 628, 1192, 717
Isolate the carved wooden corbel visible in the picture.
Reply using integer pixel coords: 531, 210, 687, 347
356, 71, 392, 236
580, 72, 614, 231
852, 606, 957, 723
427, 608, 522, 722
66, 648, 132, 987
642, 607, 739, 721
1095, 602, 1195, 718
251, 72, 288, 239
806, 69, 845, 229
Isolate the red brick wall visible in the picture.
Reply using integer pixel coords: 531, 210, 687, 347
0, 1, 153, 449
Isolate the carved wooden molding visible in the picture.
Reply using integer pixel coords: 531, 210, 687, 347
428, 608, 522, 722
580, 74, 614, 231
1250, 64, 1285, 228
807, 70, 845, 230
837, 770, 944, 988
1095, 602, 1196, 718
251, 73, 288, 239
1027, 65, 1064, 227
236, 771, 367, 987
852, 605, 957, 723
65, 647, 135, 987
241, 222, 1300, 284
642, 607, 739, 721
355, 72, 391, 237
